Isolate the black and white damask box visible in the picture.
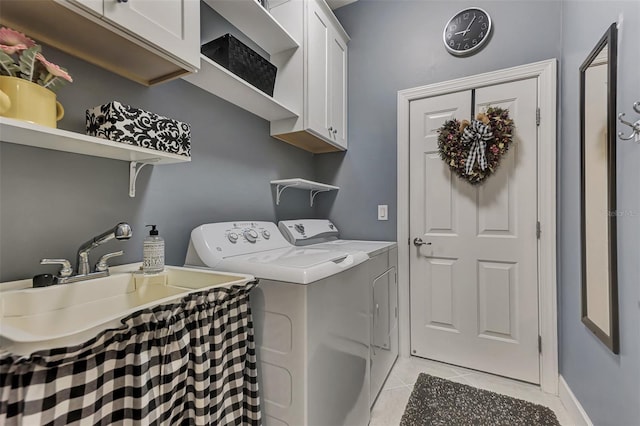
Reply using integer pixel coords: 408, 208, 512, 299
86, 101, 191, 157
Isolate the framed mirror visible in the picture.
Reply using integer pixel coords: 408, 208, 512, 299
580, 23, 619, 354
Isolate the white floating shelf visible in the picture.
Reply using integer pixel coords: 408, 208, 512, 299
203, 0, 299, 55
0, 117, 191, 165
183, 55, 299, 121
271, 178, 339, 206
0, 117, 191, 198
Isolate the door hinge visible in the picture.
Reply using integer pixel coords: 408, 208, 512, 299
536, 107, 541, 126
536, 221, 541, 239
538, 335, 542, 354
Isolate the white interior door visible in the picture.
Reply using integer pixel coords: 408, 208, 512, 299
409, 78, 540, 383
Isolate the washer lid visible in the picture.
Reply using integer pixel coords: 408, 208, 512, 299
220, 247, 368, 284
309, 240, 397, 257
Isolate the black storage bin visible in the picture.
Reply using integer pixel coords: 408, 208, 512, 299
202, 34, 277, 96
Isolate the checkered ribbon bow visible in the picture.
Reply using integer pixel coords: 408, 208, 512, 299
462, 119, 493, 175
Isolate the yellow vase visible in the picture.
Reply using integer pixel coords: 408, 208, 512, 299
0, 76, 64, 128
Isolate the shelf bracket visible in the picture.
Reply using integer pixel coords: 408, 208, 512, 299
275, 183, 297, 206
129, 160, 159, 198
310, 189, 329, 207
275, 183, 331, 207
272, 179, 338, 207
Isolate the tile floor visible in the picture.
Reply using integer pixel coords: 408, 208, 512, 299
370, 356, 572, 426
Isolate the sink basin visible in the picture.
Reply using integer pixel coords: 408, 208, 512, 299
0, 265, 254, 355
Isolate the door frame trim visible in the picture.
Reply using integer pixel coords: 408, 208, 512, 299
396, 59, 558, 394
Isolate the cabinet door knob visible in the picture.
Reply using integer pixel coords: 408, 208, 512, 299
328, 126, 334, 132
117, 0, 128, 3
332, 128, 337, 134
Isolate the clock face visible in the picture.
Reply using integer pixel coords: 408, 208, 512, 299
443, 8, 492, 56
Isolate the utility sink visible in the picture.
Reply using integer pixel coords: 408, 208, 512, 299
0, 266, 254, 355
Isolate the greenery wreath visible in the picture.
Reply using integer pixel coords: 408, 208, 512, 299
437, 106, 515, 185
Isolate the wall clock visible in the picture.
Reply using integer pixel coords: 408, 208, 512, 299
443, 8, 492, 56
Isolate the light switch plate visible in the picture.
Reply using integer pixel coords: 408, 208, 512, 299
377, 205, 388, 221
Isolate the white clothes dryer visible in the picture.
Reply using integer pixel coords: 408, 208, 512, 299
278, 219, 399, 407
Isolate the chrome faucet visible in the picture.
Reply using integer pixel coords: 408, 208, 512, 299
76, 222, 132, 275
39, 222, 132, 285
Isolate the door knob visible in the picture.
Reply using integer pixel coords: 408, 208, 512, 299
413, 238, 431, 247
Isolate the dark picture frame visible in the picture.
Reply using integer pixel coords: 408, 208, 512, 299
579, 23, 619, 354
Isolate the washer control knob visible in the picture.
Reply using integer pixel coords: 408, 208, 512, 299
227, 232, 239, 243
244, 229, 259, 243
294, 224, 305, 234
262, 230, 271, 239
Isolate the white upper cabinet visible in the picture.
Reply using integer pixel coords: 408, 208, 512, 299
0, 0, 200, 85
306, 2, 331, 141
270, 0, 349, 153
329, 30, 348, 148
100, 0, 200, 69
73, 0, 103, 14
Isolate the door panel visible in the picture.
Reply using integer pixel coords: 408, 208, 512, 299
330, 34, 347, 148
409, 78, 540, 383
477, 260, 517, 339
410, 91, 472, 240
372, 270, 391, 350
425, 257, 458, 330
306, 2, 330, 137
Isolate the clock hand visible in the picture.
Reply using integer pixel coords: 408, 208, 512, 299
453, 15, 477, 37
461, 15, 477, 36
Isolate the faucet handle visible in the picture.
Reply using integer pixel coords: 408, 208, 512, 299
40, 258, 73, 278
95, 250, 124, 272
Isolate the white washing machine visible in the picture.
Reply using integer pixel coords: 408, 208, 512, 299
184, 221, 371, 426
279, 219, 399, 407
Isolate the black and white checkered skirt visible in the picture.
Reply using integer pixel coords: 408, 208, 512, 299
0, 281, 261, 425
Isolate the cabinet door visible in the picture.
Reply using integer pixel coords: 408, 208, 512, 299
306, 0, 331, 139
329, 31, 347, 149
67, 0, 103, 15
103, 0, 199, 68
372, 269, 391, 351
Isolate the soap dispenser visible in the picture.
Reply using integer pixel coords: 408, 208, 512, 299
143, 224, 165, 274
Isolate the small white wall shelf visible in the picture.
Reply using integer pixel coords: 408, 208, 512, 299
0, 117, 190, 197
271, 178, 339, 206
182, 56, 299, 121
202, 0, 299, 55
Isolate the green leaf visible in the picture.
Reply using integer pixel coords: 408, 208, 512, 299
18, 46, 41, 82
43, 76, 68, 93
37, 70, 47, 86
0, 51, 19, 77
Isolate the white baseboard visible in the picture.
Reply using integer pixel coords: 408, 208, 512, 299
559, 376, 593, 426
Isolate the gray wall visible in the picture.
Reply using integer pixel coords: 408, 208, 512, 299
2, 2, 639, 422
559, 2, 640, 425
0, 7, 316, 282
323, 0, 640, 423
316, 0, 563, 240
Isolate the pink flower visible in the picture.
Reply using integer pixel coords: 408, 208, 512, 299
36, 53, 73, 82
490, 145, 499, 154
0, 27, 35, 54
